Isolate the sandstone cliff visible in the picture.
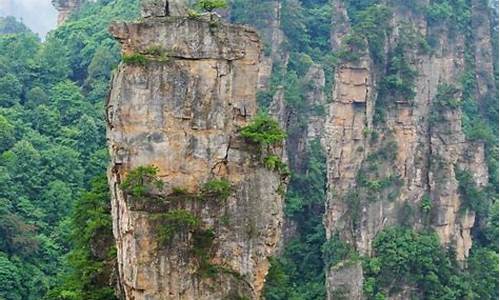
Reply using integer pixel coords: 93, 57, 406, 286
324, 1, 493, 299
52, 0, 83, 25
106, 2, 286, 299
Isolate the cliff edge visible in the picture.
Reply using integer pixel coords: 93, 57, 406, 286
106, 2, 286, 299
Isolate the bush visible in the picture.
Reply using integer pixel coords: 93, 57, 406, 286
264, 155, 289, 175
434, 84, 461, 108
120, 165, 164, 197
336, 33, 367, 63
379, 43, 418, 102
421, 194, 432, 213
240, 113, 286, 147
322, 234, 358, 268
194, 0, 227, 12
144, 45, 164, 56
155, 209, 200, 244
202, 179, 231, 201
144, 45, 170, 62
122, 53, 147, 66
455, 168, 488, 216
171, 187, 189, 195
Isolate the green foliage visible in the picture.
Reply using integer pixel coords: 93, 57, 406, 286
192, 229, 217, 277
120, 165, 164, 198
426, 0, 471, 31
0, 1, 139, 298
379, 43, 418, 101
262, 257, 290, 300
336, 33, 367, 63
0, 16, 30, 35
171, 187, 189, 195
194, 0, 227, 12
285, 139, 326, 216
322, 235, 358, 268
338, 4, 392, 64
265, 139, 327, 299
429, 83, 465, 128
374, 27, 419, 123
435, 84, 462, 108
122, 53, 147, 65
288, 52, 314, 76
280, 0, 332, 54
354, 137, 402, 205
230, 0, 275, 34
426, 2, 453, 23
0, 253, 23, 300
240, 113, 286, 147
455, 168, 489, 216
420, 194, 432, 214
264, 155, 289, 174
201, 179, 231, 201
467, 247, 499, 299
364, 227, 470, 299
46, 175, 116, 300
0, 115, 15, 152
155, 209, 200, 245
256, 90, 274, 108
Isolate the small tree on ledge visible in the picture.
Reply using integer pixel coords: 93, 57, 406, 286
240, 113, 286, 147
194, 0, 227, 12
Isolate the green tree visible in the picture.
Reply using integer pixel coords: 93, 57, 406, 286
195, 0, 227, 12
47, 176, 116, 300
0, 74, 22, 107
0, 254, 22, 300
240, 114, 286, 146
50, 81, 90, 125
0, 115, 15, 152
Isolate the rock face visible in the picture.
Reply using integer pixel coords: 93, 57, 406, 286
52, 0, 82, 25
323, 1, 492, 299
106, 6, 286, 300
140, 0, 193, 18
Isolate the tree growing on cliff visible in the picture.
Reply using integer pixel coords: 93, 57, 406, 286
240, 114, 286, 147
194, 0, 227, 12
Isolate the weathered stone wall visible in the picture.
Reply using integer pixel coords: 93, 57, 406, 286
107, 10, 286, 300
324, 1, 491, 299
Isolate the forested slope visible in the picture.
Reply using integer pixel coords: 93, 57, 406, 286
0, 1, 138, 298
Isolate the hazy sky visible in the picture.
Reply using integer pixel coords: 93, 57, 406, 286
0, 0, 58, 38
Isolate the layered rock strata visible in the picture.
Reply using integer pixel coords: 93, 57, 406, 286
324, 1, 491, 299
106, 5, 286, 299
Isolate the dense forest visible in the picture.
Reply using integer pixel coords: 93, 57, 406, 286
0, 0, 498, 299
0, 1, 138, 298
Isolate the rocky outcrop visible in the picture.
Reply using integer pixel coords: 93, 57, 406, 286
324, 1, 491, 299
106, 5, 286, 299
52, 0, 82, 25
140, 0, 193, 18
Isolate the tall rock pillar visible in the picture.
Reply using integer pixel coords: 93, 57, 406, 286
106, 2, 286, 299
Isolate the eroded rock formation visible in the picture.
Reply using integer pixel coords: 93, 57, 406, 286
106, 3, 286, 299
324, 1, 492, 299
52, 0, 82, 25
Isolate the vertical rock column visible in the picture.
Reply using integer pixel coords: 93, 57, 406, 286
106, 7, 286, 300
51, 0, 82, 25
324, 1, 490, 299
